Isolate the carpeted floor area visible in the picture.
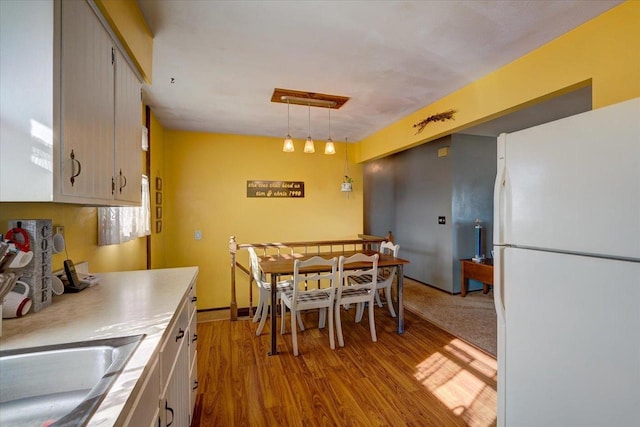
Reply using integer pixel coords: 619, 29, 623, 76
403, 277, 497, 356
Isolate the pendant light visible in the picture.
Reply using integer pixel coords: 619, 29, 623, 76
304, 103, 315, 153
324, 107, 336, 155
282, 100, 294, 152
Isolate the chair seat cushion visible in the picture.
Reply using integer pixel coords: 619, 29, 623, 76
348, 273, 387, 284
340, 287, 370, 297
264, 280, 294, 291
283, 290, 330, 302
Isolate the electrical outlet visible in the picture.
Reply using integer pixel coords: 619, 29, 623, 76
194, 230, 202, 240
54, 225, 65, 238
438, 216, 446, 225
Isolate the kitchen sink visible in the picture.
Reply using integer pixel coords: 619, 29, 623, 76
0, 334, 144, 426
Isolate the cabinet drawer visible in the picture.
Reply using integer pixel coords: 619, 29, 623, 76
188, 310, 197, 371
160, 298, 188, 386
188, 280, 197, 319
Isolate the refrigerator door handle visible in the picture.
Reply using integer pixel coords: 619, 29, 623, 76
494, 134, 507, 244
493, 246, 506, 324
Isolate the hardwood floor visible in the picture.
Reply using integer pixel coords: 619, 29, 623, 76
194, 307, 497, 426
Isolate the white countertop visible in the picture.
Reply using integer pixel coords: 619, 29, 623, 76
0, 266, 199, 426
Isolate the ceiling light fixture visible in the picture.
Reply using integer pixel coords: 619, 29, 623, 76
273, 89, 349, 155
324, 108, 335, 155
304, 103, 315, 153
283, 100, 294, 152
280, 95, 336, 109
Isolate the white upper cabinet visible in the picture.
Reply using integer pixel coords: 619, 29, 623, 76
0, 0, 142, 205
114, 48, 143, 204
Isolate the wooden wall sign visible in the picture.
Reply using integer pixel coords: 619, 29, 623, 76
247, 180, 304, 198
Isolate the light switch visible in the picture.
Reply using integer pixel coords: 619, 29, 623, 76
194, 230, 202, 240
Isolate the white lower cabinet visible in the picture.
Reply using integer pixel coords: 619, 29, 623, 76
124, 356, 160, 427
125, 279, 197, 426
188, 286, 198, 425
160, 298, 190, 427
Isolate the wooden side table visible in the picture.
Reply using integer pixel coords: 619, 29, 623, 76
460, 259, 494, 297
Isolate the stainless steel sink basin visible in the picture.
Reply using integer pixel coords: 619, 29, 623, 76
0, 335, 144, 426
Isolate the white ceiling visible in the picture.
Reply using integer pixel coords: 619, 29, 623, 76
137, 0, 620, 143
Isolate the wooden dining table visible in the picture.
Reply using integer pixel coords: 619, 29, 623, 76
258, 250, 410, 355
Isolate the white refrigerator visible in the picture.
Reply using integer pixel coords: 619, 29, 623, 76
493, 97, 640, 426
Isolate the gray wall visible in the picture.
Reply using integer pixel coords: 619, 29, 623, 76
451, 134, 497, 293
364, 134, 496, 293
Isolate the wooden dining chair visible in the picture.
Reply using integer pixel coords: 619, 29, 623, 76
349, 241, 400, 317
280, 256, 338, 356
248, 247, 298, 336
335, 253, 379, 347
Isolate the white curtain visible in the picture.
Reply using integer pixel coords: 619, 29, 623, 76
98, 175, 151, 246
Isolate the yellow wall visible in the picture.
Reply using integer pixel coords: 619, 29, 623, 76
161, 131, 363, 309
356, 1, 640, 162
95, 0, 153, 83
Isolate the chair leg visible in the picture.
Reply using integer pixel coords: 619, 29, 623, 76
256, 302, 270, 336
384, 285, 396, 317
253, 297, 264, 323
335, 302, 345, 347
318, 307, 326, 329
291, 308, 299, 356
328, 304, 335, 350
355, 302, 364, 323
280, 300, 286, 334
368, 300, 377, 342
297, 312, 305, 331
375, 291, 383, 308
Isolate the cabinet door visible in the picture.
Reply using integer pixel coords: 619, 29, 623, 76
60, 0, 114, 200
125, 356, 160, 427
162, 338, 190, 427
114, 49, 142, 204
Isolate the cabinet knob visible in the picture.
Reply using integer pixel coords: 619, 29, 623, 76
192, 333, 198, 343
175, 328, 185, 342
192, 379, 199, 390
191, 296, 197, 303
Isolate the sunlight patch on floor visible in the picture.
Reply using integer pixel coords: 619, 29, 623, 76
414, 338, 497, 427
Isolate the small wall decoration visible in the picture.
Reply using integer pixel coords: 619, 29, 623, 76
155, 175, 163, 233
247, 180, 304, 198
413, 109, 457, 134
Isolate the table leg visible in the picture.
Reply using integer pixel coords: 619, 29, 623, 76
397, 265, 404, 334
269, 274, 278, 356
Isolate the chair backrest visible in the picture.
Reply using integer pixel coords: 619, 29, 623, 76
380, 241, 399, 257
292, 256, 338, 300
337, 253, 379, 298
247, 247, 264, 286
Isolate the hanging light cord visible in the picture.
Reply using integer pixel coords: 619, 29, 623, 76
344, 137, 349, 177
308, 103, 311, 137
